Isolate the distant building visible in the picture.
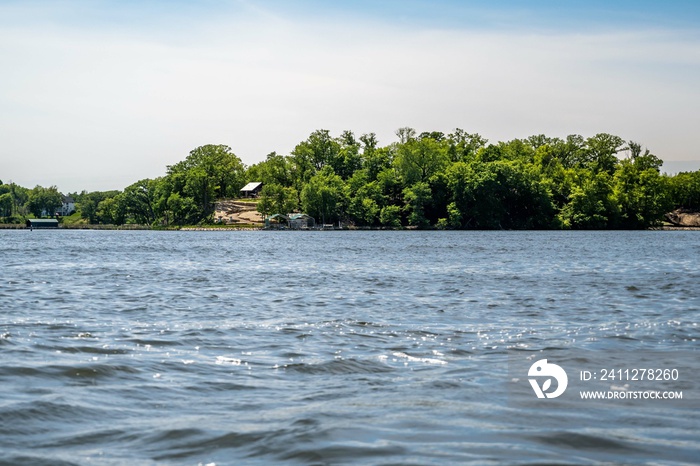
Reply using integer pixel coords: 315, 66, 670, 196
40, 194, 76, 217
240, 182, 263, 198
26, 219, 59, 229
61, 195, 75, 216
289, 213, 315, 229
264, 213, 288, 229
264, 213, 316, 229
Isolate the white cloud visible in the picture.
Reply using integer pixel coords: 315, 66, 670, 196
1, 3, 699, 192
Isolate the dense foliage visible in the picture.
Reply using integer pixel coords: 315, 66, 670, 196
247, 129, 699, 229
3, 131, 700, 229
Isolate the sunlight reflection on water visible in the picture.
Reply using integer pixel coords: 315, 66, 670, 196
0, 230, 698, 464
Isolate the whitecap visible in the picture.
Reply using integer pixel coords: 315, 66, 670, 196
392, 351, 447, 365
216, 356, 242, 366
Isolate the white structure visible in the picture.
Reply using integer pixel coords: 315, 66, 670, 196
289, 213, 315, 229
240, 182, 263, 198
41, 194, 75, 217
61, 195, 75, 216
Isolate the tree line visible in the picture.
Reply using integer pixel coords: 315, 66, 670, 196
2, 128, 700, 229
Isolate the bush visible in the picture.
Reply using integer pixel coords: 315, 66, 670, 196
379, 205, 402, 228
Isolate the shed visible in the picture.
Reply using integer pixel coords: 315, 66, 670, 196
264, 213, 289, 228
26, 219, 59, 229
240, 182, 263, 198
289, 213, 315, 229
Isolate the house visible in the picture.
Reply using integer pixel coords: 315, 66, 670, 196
289, 213, 315, 229
40, 194, 76, 217
240, 182, 263, 198
264, 213, 288, 229
61, 195, 75, 216
264, 213, 316, 229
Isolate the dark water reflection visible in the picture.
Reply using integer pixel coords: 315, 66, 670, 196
0, 230, 698, 465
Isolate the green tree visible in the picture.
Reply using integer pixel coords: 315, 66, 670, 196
448, 129, 487, 162
347, 192, 381, 226
301, 167, 347, 225
0, 183, 27, 219
376, 167, 403, 205
360, 132, 379, 153
534, 147, 570, 211
668, 170, 700, 209
164, 192, 198, 226
167, 144, 245, 221
8, 183, 29, 217
498, 139, 536, 163
446, 202, 462, 228
363, 145, 393, 181
96, 195, 127, 225
526, 134, 559, 150
256, 192, 275, 219
582, 133, 625, 174
549, 134, 585, 169
0, 192, 12, 217
395, 136, 448, 185
79, 197, 98, 223
332, 130, 363, 180
419, 131, 445, 142
395, 127, 416, 144
626, 141, 663, 172
8, 130, 682, 230
345, 169, 386, 226
403, 182, 432, 228
346, 173, 384, 226
77, 190, 121, 223
613, 159, 672, 228
558, 170, 617, 229
379, 205, 402, 228
246, 152, 293, 188
256, 183, 298, 218
290, 130, 341, 187
122, 179, 160, 224
447, 161, 554, 229
27, 186, 62, 218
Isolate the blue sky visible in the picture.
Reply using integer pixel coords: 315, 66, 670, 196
272, 0, 700, 30
2, 0, 700, 192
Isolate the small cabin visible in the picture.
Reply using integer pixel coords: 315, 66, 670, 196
264, 213, 288, 229
26, 219, 59, 229
289, 213, 315, 229
240, 182, 263, 198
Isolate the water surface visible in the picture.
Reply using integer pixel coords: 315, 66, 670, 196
0, 230, 698, 465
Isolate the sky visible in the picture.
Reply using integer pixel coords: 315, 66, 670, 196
2, 0, 700, 193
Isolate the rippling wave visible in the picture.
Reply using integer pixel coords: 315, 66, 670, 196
0, 230, 698, 464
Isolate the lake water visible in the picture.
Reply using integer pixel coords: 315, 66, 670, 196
0, 230, 698, 465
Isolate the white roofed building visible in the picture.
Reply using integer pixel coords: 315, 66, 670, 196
240, 182, 263, 198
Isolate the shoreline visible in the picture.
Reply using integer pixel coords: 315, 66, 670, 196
3, 223, 700, 231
